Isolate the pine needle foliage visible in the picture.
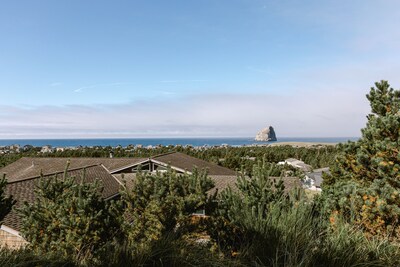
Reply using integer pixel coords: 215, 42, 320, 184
209, 160, 400, 266
121, 167, 215, 246
322, 80, 400, 238
0, 174, 14, 223
208, 160, 289, 256
18, 166, 122, 262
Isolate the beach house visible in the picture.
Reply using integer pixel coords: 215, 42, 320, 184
0, 152, 237, 248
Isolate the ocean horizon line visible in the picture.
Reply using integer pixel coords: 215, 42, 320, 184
0, 137, 360, 148
0, 136, 360, 140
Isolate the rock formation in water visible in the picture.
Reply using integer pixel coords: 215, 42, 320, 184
255, 126, 277, 141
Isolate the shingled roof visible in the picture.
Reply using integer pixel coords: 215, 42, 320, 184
152, 152, 236, 176
3, 165, 121, 232
0, 157, 147, 182
269, 176, 302, 193
207, 175, 238, 195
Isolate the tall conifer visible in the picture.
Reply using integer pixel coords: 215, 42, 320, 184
322, 80, 400, 237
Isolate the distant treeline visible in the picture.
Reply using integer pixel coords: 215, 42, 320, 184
0, 144, 338, 174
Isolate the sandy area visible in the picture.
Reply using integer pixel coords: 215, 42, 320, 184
268, 142, 337, 147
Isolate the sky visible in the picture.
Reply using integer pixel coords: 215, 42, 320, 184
1, 0, 400, 138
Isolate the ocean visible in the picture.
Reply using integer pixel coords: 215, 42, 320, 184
0, 137, 359, 148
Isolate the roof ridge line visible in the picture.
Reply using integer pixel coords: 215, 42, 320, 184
151, 151, 177, 159
7, 164, 104, 184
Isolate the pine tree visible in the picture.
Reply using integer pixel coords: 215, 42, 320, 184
121, 167, 214, 246
208, 160, 291, 255
0, 174, 14, 223
322, 80, 400, 237
18, 168, 122, 261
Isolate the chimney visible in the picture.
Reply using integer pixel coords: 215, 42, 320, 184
109, 151, 114, 158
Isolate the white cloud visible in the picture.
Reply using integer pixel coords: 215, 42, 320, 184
4, 57, 397, 139
0, 86, 371, 138
73, 82, 127, 93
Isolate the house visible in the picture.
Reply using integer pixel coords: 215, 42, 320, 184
9, 145, 21, 153
40, 145, 55, 153
0, 152, 237, 248
277, 158, 331, 191
304, 167, 330, 191
277, 158, 312, 172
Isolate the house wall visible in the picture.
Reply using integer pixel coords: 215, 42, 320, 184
0, 228, 27, 249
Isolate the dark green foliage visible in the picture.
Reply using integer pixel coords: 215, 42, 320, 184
0, 238, 244, 267
0, 174, 14, 223
98, 232, 243, 267
18, 168, 122, 262
121, 167, 215, 246
0, 248, 76, 267
208, 161, 289, 255
322, 80, 400, 238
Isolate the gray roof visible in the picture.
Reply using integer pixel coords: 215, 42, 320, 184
284, 158, 312, 172
207, 175, 237, 195
285, 158, 300, 163
113, 173, 136, 189
307, 167, 330, 187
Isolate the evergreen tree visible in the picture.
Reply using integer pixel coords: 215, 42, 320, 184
0, 174, 14, 223
208, 161, 291, 255
322, 80, 400, 237
18, 168, 122, 261
121, 167, 215, 246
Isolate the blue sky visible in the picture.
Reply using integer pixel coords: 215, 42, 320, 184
1, 0, 399, 138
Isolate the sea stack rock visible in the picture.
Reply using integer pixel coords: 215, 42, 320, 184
255, 126, 277, 141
